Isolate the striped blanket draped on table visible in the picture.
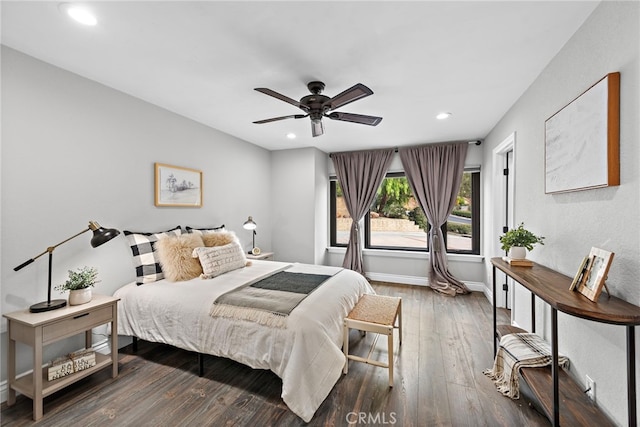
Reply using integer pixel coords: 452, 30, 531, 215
483, 333, 570, 399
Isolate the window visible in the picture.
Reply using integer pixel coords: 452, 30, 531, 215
330, 170, 480, 254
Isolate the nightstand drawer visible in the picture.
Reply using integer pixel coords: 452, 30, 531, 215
43, 306, 112, 343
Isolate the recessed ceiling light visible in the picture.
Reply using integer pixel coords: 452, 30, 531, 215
286, 133, 296, 139
59, 3, 97, 26
436, 112, 452, 120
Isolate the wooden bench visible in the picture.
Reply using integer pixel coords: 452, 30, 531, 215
343, 294, 402, 387
496, 325, 614, 426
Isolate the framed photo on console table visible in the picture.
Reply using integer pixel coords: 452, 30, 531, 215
576, 247, 614, 302
155, 163, 202, 207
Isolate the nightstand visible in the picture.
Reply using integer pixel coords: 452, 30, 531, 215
246, 251, 274, 260
3, 294, 119, 421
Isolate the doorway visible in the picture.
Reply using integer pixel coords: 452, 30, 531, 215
492, 132, 515, 315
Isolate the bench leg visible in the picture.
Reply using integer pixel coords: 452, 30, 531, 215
398, 299, 402, 346
388, 326, 394, 387
343, 323, 349, 374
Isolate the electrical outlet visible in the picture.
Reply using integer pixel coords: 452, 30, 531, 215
586, 375, 596, 401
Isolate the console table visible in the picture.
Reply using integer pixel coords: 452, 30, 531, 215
491, 257, 640, 427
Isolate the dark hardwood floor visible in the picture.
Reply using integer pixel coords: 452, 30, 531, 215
1, 282, 548, 426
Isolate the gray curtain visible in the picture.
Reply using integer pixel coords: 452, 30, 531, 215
399, 142, 470, 295
332, 148, 394, 276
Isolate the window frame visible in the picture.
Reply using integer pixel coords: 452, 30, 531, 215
329, 169, 480, 255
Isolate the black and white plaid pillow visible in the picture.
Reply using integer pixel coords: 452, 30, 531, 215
124, 226, 182, 285
185, 224, 225, 235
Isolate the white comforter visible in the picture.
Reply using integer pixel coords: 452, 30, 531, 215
114, 260, 374, 422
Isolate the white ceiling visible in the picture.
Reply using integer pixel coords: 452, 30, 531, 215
1, 1, 600, 153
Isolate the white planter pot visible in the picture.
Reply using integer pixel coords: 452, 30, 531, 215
508, 246, 527, 260
69, 288, 92, 306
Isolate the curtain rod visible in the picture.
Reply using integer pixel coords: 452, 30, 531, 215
392, 140, 482, 152
329, 140, 482, 157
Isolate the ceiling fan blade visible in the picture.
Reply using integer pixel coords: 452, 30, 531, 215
311, 119, 324, 137
253, 114, 307, 124
254, 88, 310, 111
327, 112, 382, 126
323, 83, 373, 111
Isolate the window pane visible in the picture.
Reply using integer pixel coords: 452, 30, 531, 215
446, 172, 473, 252
369, 176, 428, 250
334, 181, 351, 245
332, 170, 479, 255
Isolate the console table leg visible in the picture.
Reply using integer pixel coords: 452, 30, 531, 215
531, 294, 536, 333
627, 325, 636, 427
551, 308, 559, 427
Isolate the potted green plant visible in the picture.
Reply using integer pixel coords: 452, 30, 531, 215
499, 223, 545, 260
55, 266, 100, 305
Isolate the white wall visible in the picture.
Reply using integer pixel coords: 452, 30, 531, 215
271, 147, 328, 264
482, 2, 639, 424
1, 47, 272, 381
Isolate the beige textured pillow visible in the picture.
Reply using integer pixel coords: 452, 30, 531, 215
192, 241, 247, 279
201, 231, 237, 247
155, 234, 205, 282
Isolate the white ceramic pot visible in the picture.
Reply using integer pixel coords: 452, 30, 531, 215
508, 246, 527, 260
69, 288, 92, 306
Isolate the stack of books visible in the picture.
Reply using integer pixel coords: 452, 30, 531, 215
502, 256, 533, 267
47, 356, 74, 381
69, 348, 97, 372
47, 348, 96, 381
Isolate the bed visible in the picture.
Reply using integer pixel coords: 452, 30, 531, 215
114, 259, 374, 422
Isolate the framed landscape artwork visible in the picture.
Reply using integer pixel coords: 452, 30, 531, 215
154, 163, 202, 207
544, 72, 620, 194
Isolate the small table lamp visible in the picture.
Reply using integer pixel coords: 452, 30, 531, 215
14, 221, 121, 313
243, 216, 258, 255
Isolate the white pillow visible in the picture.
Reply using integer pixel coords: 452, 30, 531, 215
192, 241, 247, 279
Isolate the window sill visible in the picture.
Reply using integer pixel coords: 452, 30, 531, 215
326, 247, 484, 263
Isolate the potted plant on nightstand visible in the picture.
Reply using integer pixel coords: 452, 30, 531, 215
55, 266, 100, 305
499, 223, 545, 260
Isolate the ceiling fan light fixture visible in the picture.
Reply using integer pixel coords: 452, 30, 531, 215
436, 112, 452, 120
59, 3, 97, 26
311, 118, 324, 137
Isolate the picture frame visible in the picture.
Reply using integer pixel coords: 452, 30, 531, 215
544, 72, 620, 194
575, 247, 614, 302
569, 256, 589, 291
154, 163, 202, 207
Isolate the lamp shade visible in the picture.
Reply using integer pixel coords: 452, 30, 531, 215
243, 216, 257, 230
89, 221, 120, 248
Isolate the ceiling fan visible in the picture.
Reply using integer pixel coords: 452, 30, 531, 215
253, 81, 382, 137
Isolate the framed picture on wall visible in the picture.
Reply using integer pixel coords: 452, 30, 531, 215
154, 163, 202, 207
544, 72, 620, 194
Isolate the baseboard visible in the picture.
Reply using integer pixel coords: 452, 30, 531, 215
366, 271, 429, 286
0, 338, 110, 404
366, 271, 487, 293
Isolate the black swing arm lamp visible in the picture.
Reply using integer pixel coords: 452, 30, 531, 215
13, 221, 120, 313
243, 216, 257, 253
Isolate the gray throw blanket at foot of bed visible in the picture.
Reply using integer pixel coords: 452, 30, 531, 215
210, 270, 334, 328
